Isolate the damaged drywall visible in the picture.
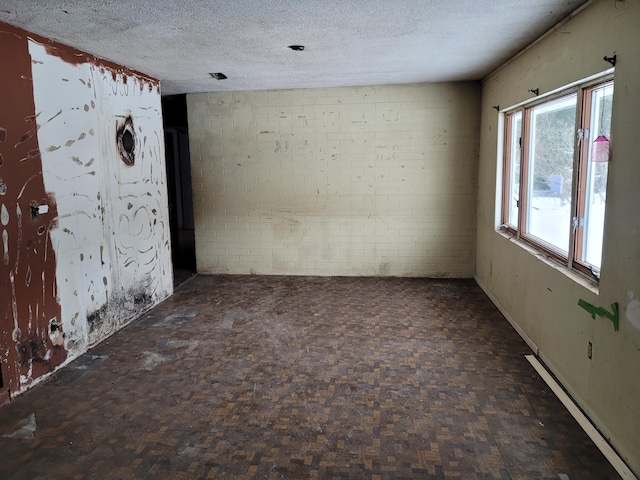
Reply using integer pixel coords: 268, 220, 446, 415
0, 22, 68, 398
28, 30, 173, 353
0, 21, 172, 399
626, 291, 640, 331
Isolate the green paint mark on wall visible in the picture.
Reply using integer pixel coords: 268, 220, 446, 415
577, 299, 619, 332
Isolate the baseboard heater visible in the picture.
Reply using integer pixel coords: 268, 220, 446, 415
525, 355, 637, 480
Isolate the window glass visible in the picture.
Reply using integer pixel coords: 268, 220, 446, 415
526, 94, 577, 253
507, 111, 522, 227
582, 82, 613, 270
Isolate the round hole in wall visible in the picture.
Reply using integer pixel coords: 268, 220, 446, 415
116, 116, 136, 166
122, 129, 134, 154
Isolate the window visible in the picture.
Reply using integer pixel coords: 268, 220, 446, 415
501, 76, 613, 280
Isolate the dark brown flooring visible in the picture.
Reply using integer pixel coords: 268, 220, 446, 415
0, 275, 620, 479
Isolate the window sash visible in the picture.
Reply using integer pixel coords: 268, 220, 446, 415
573, 79, 613, 277
501, 111, 521, 232
525, 93, 577, 256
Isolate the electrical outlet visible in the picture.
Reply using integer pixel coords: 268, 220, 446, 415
588, 341, 593, 360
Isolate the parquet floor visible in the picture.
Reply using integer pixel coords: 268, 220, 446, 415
0, 275, 620, 479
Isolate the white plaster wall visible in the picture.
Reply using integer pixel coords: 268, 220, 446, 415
188, 83, 480, 277
29, 41, 172, 355
476, 0, 640, 474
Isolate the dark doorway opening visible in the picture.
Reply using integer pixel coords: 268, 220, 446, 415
162, 94, 196, 285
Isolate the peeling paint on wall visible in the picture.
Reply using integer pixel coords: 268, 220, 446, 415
0, 21, 172, 399
29, 36, 172, 349
0, 22, 68, 397
626, 291, 640, 331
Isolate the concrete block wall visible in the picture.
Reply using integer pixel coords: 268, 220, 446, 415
188, 83, 480, 277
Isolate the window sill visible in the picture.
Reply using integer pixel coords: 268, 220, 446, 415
496, 229, 600, 295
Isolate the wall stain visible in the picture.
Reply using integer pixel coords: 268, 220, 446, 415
87, 286, 155, 344
0, 21, 67, 395
1, 20, 171, 401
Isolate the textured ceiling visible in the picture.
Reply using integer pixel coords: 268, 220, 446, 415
0, 0, 590, 95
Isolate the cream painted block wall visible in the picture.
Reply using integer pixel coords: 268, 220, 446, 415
477, 0, 640, 474
188, 83, 480, 277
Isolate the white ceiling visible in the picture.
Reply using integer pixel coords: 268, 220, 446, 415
0, 0, 589, 96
